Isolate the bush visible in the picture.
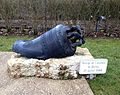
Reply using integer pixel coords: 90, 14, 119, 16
0, 0, 120, 20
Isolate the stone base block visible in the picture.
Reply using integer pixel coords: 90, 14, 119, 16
7, 48, 93, 79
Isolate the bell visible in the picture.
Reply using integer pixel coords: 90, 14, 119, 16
12, 24, 85, 60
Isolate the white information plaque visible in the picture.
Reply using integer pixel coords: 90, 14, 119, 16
79, 59, 108, 74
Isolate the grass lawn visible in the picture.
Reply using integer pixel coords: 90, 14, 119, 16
82, 38, 120, 95
0, 36, 33, 51
0, 36, 120, 95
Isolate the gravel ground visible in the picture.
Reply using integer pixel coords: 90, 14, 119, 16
0, 52, 94, 95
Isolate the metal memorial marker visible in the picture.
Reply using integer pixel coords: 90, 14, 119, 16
79, 59, 108, 74
11, 24, 108, 80
12, 24, 85, 60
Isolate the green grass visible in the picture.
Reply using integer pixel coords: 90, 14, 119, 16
0, 36, 120, 95
0, 36, 33, 51
82, 38, 120, 95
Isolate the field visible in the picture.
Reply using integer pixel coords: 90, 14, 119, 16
0, 36, 120, 95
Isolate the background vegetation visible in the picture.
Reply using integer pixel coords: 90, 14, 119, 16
0, 0, 120, 37
0, 0, 120, 20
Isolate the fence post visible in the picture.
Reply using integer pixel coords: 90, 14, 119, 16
44, 0, 47, 31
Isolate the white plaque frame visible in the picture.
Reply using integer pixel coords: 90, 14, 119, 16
79, 59, 108, 74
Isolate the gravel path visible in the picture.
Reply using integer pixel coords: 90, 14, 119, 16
0, 52, 94, 95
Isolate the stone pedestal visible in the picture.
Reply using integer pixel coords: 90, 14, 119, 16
7, 48, 94, 79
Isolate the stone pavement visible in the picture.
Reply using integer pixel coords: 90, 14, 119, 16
0, 52, 94, 95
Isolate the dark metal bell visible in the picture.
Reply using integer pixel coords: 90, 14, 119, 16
12, 24, 85, 60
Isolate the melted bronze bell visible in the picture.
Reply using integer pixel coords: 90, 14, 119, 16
12, 24, 85, 60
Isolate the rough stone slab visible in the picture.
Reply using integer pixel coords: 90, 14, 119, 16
7, 48, 94, 79
0, 52, 94, 95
